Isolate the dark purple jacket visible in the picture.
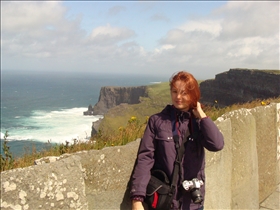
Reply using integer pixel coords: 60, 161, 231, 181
130, 105, 224, 210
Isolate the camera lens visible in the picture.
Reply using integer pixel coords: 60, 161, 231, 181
190, 189, 203, 204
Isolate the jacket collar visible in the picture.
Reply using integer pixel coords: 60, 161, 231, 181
163, 105, 191, 121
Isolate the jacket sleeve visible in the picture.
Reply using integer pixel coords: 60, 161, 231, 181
130, 117, 156, 198
199, 117, 224, 151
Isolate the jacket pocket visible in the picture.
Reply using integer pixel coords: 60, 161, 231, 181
155, 130, 173, 141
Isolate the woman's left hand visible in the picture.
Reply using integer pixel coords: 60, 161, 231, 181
192, 102, 207, 119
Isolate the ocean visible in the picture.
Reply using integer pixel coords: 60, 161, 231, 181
1, 71, 167, 158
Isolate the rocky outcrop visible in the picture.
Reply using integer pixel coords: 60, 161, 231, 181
1, 103, 279, 210
91, 86, 148, 115
84, 105, 94, 115
200, 69, 280, 107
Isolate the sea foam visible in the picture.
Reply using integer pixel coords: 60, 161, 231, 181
4, 107, 103, 144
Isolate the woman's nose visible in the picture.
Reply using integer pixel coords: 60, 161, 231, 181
176, 93, 182, 99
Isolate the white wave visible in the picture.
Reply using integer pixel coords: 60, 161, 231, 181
5, 107, 103, 144
32, 114, 52, 119
7, 135, 34, 141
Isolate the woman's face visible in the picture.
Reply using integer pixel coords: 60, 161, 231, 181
171, 80, 191, 112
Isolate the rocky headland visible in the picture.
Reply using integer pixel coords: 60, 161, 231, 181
86, 86, 148, 115
200, 68, 280, 107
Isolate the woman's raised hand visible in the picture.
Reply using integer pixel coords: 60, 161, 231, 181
192, 102, 207, 119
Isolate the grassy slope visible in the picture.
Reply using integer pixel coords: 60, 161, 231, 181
99, 82, 171, 133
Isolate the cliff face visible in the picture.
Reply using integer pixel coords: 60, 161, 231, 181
200, 69, 280, 107
91, 86, 148, 115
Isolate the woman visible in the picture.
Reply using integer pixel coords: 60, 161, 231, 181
130, 71, 224, 210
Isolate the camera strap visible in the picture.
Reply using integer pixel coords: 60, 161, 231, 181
170, 109, 192, 196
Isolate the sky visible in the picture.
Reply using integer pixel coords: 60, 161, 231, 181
1, 1, 279, 79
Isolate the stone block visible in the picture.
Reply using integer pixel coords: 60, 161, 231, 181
0, 155, 88, 210
251, 103, 279, 203
205, 118, 232, 210
218, 108, 259, 209
75, 139, 141, 210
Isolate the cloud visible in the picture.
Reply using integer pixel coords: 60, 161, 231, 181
108, 6, 126, 16
2, 1, 86, 59
150, 13, 170, 22
179, 19, 222, 38
151, 1, 279, 76
1, 2, 135, 58
1, 1, 278, 79
213, 1, 279, 38
88, 24, 135, 45
2, 2, 67, 33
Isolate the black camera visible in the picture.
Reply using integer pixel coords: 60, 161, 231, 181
182, 178, 204, 204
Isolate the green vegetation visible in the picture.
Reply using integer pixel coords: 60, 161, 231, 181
233, 68, 280, 74
262, 70, 280, 74
1, 80, 279, 172
99, 82, 171, 134
0, 131, 14, 171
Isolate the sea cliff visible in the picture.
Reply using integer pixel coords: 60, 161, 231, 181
200, 68, 280, 107
87, 86, 148, 115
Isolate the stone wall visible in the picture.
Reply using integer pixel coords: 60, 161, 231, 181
1, 103, 279, 210
0, 155, 88, 210
200, 69, 280, 107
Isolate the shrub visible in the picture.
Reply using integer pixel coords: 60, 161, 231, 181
0, 131, 14, 172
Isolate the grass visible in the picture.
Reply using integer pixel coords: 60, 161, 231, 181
1, 81, 279, 172
203, 98, 279, 121
231, 68, 280, 74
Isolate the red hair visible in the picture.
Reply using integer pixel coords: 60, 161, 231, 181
169, 71, 200, 109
